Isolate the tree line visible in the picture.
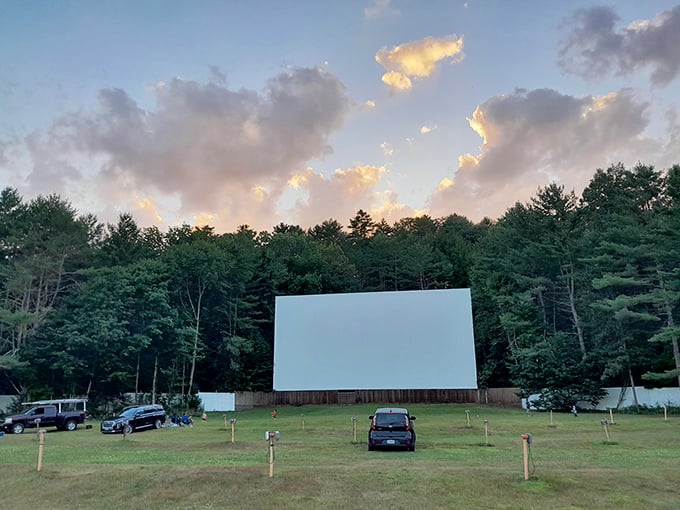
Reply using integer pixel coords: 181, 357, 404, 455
1, 162, 678, 411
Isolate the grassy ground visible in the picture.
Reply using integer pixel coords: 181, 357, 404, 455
0, 404, 678, 509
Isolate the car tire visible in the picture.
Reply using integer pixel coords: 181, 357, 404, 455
154, 419, 162, 429
11, 423, 25, 434
123, 424, 133, 435
65, 420, 78, 431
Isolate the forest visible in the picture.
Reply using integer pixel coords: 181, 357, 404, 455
1, 162, 679, 411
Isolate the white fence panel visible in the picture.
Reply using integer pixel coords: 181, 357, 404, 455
198, 392, 235, 412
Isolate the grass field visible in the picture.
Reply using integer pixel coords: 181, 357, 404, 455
0, 404, 678, 509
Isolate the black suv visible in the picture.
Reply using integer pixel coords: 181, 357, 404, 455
100, 404, 166, 434
368, 407, 416, 451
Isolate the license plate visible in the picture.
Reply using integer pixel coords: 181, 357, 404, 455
386, 439, 396, 445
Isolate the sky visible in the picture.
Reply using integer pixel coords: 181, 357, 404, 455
2, 0, 680, 233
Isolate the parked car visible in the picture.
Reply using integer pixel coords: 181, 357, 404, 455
2, 402, 87, 434
100, 404, 166, 434
367, 407, 416, 451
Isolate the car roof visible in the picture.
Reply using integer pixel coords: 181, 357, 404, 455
374, 407, 409, 414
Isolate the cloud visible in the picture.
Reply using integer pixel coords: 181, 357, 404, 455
375, 35, 464, 91
558, 5, 680, 86
380, 142, 393, 157
17, 66, 352, 231
420, 125, 436, 134
288, 164, 387, 226
365, 0, 400, 20
429, 87, 662, 221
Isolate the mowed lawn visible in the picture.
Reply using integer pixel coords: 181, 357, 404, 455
0, 404, 678, 509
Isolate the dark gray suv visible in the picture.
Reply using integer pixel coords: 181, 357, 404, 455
100, 404, 166, 434
368, 407, 416, 451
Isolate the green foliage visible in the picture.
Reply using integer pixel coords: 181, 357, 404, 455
1, 162, 680, 400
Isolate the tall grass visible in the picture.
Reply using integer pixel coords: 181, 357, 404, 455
0, 404, 677, 509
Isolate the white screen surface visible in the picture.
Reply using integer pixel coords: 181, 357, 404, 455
273, 289, 477, 390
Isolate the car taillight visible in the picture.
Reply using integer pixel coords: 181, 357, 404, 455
406, 425, 410, 431
371, 424, 376, 431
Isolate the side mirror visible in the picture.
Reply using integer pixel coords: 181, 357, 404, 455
410, 416, 416, 420
368, 415, 374, 420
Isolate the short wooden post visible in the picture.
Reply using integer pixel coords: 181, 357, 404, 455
465, 409, 471, 428
521, 434, 530, 481
223, 414, 227, 430
609, 408, 615, 425
37, 429, 46, 472
231, 419, 236, 444
351, 417, 358, 442
269, 436, 275, 478
484, 419, 489, 446
301, 413, 305, 430
548, 410, 556, 428
664, 405, 668, 421
601, 419, 610, 441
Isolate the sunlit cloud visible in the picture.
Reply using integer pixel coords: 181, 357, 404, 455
134, 196, 164, 223
421, 125, 436, 134
558, 5, 680, 86
375, 35, 464, 91
13, 66, 352, 232
428, 87, 668, 221
288, 164, 389, 226
370, 190, 421, 225
381, 71, 412, 91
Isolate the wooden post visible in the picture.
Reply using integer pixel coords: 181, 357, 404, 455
351, 417, 358, 442
269, 436, 275, 478
521, 434, 530, 481
37, 430, 46, 472
223, 414, 227, 430
601, 419, 610, 441
609, 408, 615, 425
465, 409, 471, 428
484, 420, 489, 446
301, 414, 305, 430
231, 420, 235, 444
664, 405, 668, 421
548, 410, 556, 428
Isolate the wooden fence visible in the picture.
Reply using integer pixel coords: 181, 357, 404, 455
235, 388, 521, 409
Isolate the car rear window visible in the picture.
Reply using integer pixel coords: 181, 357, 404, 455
375, 413, 408, 427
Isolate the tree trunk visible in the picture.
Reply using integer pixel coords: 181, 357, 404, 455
628, 368, 639, 410
186, 284, 204, 412
134, 353, 140, 404
152, 355, 158, 405
562, 267, 586, 357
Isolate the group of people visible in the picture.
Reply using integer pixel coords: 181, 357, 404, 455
169, 413, 194, 427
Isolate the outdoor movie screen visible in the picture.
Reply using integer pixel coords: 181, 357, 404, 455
273, 288, 477, 391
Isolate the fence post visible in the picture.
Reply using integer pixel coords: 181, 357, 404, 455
37, 429, 46, 471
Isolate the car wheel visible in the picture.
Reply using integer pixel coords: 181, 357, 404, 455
123, 424, 133, 435
11, 423, 25, 434
154, 419, 162, 429
65, 420, 77, 431
409, 445, 416, 452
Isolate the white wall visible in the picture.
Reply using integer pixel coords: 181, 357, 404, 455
274, 289, 478, 391
581, 387, 680, 410
198, 392, 235, 412
524, 387, 680, 410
